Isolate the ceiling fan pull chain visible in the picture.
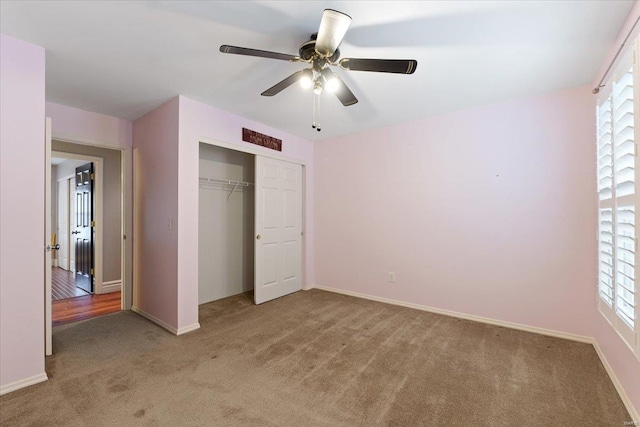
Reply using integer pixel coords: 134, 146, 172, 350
312, 92, 321, 131
312, 92, 317, 129
315, 93, 321, 132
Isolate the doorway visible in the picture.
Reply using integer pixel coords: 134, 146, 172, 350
49, 143, 122, 327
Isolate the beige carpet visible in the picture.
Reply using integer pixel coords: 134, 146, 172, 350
0, 289, 630, 426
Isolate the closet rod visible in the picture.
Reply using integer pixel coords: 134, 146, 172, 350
198, 176, 253, 187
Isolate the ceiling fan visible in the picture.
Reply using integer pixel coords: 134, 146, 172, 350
220, 9, 417, 131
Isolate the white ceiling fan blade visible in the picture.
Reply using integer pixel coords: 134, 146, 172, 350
315, 9, 352, 58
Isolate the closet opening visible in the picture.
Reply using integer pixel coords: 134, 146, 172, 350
198, 140, 304, 307
198, 143, 255, 304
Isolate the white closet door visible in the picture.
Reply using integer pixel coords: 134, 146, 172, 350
254, 156, 302, 304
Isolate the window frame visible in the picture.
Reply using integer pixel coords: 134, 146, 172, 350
596, 41, 640, 358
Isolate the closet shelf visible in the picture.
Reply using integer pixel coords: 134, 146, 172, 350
199, 177, 253, 200
199, 176, 253, 186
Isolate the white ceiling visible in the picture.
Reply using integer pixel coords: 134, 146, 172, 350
0, 1, 633, 141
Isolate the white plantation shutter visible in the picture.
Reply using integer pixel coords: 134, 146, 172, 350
615, 205, 635, 329
613, 67, 636, 198
597, 43, 639, 355
597, 96, 613, 202
597, 95, 615, 308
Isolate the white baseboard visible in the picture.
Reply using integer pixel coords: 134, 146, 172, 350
132, 306, 199, 336
312, 284, 639, 420
132, 306, 179, 335
301, 284, 314, 291
313, 285, 592, 343
0, 373, 48, 396
592, 340, 639, 422
176, 323, 201, 335
100, 280, 121, 294
52, 259, 59, 268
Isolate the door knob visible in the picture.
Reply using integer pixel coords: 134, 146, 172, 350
52, 244, 60, 250
256, 234, 261, 240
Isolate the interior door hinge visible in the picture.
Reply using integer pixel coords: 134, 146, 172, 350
91, 220, 95, 227
90, 268, 94, 276
91, 173, 95, 180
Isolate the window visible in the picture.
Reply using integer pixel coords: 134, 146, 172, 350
596, 42, 639, 357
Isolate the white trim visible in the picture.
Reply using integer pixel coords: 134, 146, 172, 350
301, 284, 314, 291
176, 323, 201, 335
312, 285, 593, 343
45, 118, 52, 356
199, 136, 306, 166
0, 373, 48, 396
132, 306, 200, 336
132, 306, 177, 334
593, 340, 640, 422
100, 280, 121, 294
55, 176, 71, 271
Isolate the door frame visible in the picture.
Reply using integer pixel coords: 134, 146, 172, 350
45, 134, 132, 353
52, 151, 104, 292
45, 119, 52, 356
198, 137, 308, 298
55, 177, 70, 270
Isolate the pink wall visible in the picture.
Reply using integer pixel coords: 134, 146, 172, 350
132, 97, 179, 328
315, 85, 596, 337
0, 35, 46, 390
591, 4, 640, 416
132, 95, 314, 332
46, 102, 133, 149
177, 96, 314, 330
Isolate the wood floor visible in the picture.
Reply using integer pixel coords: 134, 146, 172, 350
52, 267, 89, 300
52, 291, 121, 327
51, 267, 121, 326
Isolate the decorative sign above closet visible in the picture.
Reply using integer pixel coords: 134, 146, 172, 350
242, 128, 282, 151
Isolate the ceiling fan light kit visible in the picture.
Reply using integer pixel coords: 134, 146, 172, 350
220, 9, 417, 132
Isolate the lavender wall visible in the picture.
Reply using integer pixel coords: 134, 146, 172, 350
0, 35, 47, 392
132, 97, 180, 328
46, 102, 133, 148
177, 96, 314, 330
131, 96, 314, 332
315, 85, 596, 337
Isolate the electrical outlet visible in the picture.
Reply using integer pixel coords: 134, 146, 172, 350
388, 272, 395, 283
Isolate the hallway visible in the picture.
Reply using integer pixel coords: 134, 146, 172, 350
51, 267, 121, 326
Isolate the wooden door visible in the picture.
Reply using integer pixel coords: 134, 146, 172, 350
74, 163, 94, 294
254, 156, 302, 304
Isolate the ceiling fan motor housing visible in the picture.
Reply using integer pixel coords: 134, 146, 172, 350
299, 35, 340, 62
